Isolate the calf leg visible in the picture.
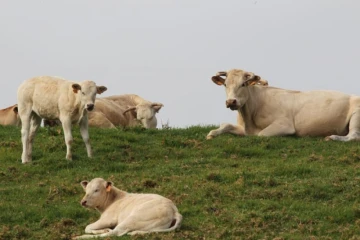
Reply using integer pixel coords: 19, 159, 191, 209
19, 105, 32, 164
79, 117, 92, 158
257, 120, 296, 137
60, 117, 73, 160
326, 109, 360, 141
206, 123, 245, 139
27, 114, 42, 161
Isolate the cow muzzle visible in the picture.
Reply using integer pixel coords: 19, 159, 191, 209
86, 104, 94, 111
226, 99, 238, 110
81, 200, 87, 206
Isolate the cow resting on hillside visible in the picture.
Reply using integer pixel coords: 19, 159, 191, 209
88, 94, 163, 129
73, 178, 182, 239
0, 104, 21, 126
17, 76, 107, 163
207, 77, 269, 139
207, 69, 360, 141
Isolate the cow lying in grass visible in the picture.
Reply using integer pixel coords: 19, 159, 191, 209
74, 178, 182, 239
207, 77, 269, 139
89, 94, 163, 129
207, 68, 360, 141
0, 104, 20, 126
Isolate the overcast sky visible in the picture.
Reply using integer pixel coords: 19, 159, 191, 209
1, 0, 359, 128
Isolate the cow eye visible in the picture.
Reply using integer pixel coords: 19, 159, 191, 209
81, 91, 85, 95
94, 189, 99, 192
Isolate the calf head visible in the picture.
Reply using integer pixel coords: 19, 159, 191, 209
80, 178, 113, 209
72, 81, 107, 112
123, 102, 163, 129
212, 69, 262, 110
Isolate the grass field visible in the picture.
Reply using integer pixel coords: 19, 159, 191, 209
0, 125, 360, 240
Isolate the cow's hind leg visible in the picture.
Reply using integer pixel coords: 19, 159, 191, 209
19, 106, 32, 163
206, 123, 245, 139
27, 114, 42, 161
326, 109, 360, 141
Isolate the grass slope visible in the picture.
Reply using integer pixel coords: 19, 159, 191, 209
0, 125, 360, 240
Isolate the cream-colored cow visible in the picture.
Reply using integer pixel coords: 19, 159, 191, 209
0, 104, 21, 126
17, 76, 107, 163
207, 77, 269, 139
207, 69, 360, 141
88, 94, 163, 129
74, 178, 182, 239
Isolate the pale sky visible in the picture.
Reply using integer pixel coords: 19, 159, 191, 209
0, 0, 359, 128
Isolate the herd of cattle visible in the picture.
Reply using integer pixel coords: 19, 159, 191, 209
2, 69, 360, 238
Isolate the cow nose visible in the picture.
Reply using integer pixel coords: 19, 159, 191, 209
86, 104, 94, 111
226, 99, 237, 108
81, 200, 87, 206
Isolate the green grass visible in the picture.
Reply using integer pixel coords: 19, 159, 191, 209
1, 125, 360, 240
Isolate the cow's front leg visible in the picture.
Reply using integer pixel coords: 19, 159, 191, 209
257, 120, 295, 137
61, 117, 73, 160
206, 123, 245, 139
79, 117, 92, 158
84, 219, 113, 234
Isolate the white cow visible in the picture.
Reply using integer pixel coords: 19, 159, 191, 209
207, 69, 360, 141
207, 77, 269, 139
103, 94, 163, 129
74, 178, 182, 239
17, 76, 107, 163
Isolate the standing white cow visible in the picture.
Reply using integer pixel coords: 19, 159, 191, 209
74, 178, 182, 239
207, 69, 360, 141
17, 76, 107, 163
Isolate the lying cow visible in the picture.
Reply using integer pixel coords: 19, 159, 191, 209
17, 76, 107, 163
88, 94, 163, 129
74, 178, 182, 239
207, 69, 360, 141
207, 78, 269, 139
0, 104, 21, 126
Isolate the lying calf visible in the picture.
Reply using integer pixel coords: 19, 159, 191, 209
74, 178, 182, 239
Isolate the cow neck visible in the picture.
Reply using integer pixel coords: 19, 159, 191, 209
97, 187, 127, 213
239, 86, 262, 132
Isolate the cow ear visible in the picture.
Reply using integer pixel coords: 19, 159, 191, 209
13, 106, 18, 113
151, 103, 163, 113
72, 84, 81, 93
106, 181, 113, 192
244, 73, 261, 86
97, 86, 107, 94
123, 106, 137, 115
80, 181, 88, 190
212, 76, 225, 86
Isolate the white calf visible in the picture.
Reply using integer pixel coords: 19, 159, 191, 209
17, 76, 107, 163
74, 178, 182, 239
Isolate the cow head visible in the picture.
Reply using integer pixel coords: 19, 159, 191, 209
80, 178, 113, 210
72, 81, 107, 112
212, 69, 262, 110
123, 102, 163, 129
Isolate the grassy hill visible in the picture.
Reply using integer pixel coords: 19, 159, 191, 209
0, 125, 360, 240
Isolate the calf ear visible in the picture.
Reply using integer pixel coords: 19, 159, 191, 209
13, 106, 18, 113
106, 181, 113, 192
80, 181, 88, 190
72, 84, 82, 93
97, 86, 107, 94
151, 103, 163, 113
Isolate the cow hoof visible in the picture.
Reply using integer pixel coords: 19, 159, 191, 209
206, 135, 214, 140
324, 136, 333, 141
